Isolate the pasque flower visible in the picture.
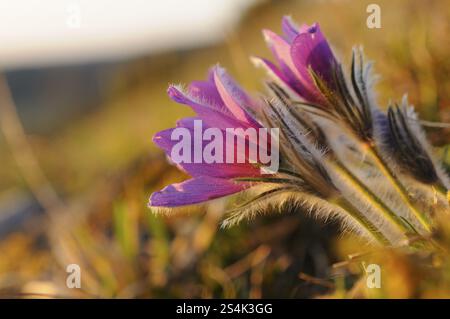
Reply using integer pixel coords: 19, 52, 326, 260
253, 16, 337, 104
149, 66, 265, 207
257, 17, 448, 236
149, 16, 450, 247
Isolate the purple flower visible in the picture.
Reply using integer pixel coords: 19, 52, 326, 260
149, 66, 265, 207
254, 16, 337, 104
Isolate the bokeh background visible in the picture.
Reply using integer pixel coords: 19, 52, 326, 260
0, 0, 449, 298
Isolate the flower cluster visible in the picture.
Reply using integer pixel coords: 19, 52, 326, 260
149, 16, 450, 247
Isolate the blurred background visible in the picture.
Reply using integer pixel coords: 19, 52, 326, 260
0, 0, 449, 298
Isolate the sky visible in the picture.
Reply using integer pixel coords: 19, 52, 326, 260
0, 0, 259, 70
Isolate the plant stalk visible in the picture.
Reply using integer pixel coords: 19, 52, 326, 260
334, 197, 391, 245
332, 161, 413, 236
365, 143, 432, 232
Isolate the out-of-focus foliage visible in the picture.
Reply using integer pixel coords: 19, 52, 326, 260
0, 0, 449, 298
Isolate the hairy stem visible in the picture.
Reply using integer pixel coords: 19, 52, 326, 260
334, 197, 391, 245
365, 143, 432, 232
332, 161, 412, 236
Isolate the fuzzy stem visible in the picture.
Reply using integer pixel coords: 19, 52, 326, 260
332, 162, 412, 236
365, 143, 433, 232
334, 197, 391, 245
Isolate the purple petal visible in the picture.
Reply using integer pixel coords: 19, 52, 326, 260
149, 176, 246, 207
263, 29, 300, 80
290, 23, 336, 91
153, 121, 262, 178
251, 56, 302, 99
167, 86, 249, 130
176, 116, 202, 130
262, 29, 316, 99
181, 162, 260, 179
188, 80, 223, 108
281, 16, 311, 43
153, 128, 175, 152
212, 66, 261, 128
281, 16, 300, 43
298, 23, 311, 34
